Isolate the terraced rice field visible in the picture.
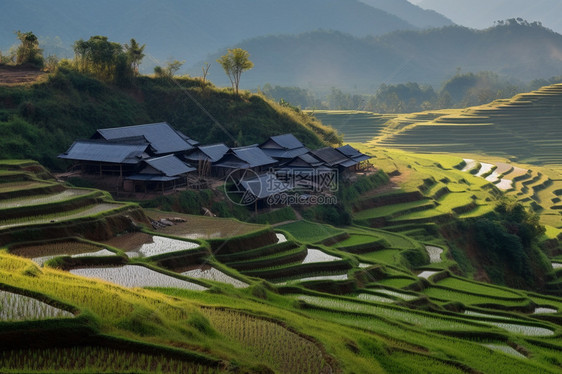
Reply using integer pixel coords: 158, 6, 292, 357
10, 240, 106, 265
0, 181, 52, 194
375, 277, 418, 288
30, 249, 117, 267
147, 210, 263, 239
368, 288, 418, 301
0, 347, 221, 374
422, 287, 528, 307
277, 274, 349, 284
276, 220, 345, 243
425, 245, 443, 263
436, 277, 525, 299
181, 267, 248, 288
0, 203, 126, 229
295, 295, 489, 331
532, 307, 557, 314
71, 249, 116, 258
417, 270, 439, 279
356, 293, 395, 303
0, 290, 74, 321
484, 344, 527, 359
275, 233, 288, 243
134, 236, 199, 257
332, 234, 379, 248
358, 249, 401, 264
202, 308, 332, 374
301, 249, 340, 264
70, 265, 207, 291
309, 110, 395, 142
483, 321, 553, 336
0, 189, 95, 209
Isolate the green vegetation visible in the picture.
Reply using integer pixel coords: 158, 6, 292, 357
0, 158, 561, 373
276, 220, 345, 243
0, 60, 339, 170
1, 67, 562, 371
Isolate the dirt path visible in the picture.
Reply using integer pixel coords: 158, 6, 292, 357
0, 65, 47, 85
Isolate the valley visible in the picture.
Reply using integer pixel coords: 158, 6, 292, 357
1, 24, 561, 370
0, 136, 561, 372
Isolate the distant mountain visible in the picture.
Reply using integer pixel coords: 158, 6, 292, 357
418, 0, 562, 33
195, 22, 562, 93
359, 0, 453, 29
0, 0, 430, 71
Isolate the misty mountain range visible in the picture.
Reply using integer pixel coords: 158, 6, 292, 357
417, 0, 562, 34
198, 21, 562, 93
1, 0, 561, 94
0, 0, 446, 63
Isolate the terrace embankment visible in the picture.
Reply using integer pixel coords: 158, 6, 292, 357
0, 161, 150, 245
369, 83, 562, 166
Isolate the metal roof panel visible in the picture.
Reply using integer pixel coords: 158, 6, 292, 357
58, 140, 148, 164
96, 122, 196, 154
144, 155, 196, 176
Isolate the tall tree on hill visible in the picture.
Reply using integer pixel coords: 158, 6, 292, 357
124, 38, 145, 76
217, 48, 254, 95
15, 31, 43, 67
73, 36, 135, 85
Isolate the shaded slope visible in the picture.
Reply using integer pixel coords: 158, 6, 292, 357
0, 0, 416, 66
371, 83, 562, 165
0, 69, 338, 169
200, 23, 562, 92
359, 0, 454, 28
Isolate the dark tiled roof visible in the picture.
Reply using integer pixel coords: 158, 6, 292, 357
261, 146, 309, 160
336, 145, 371, 162
186, 143, 230, 163
263, 133, 305, 150
144, 155, 196, 176
95, 122, 196, 154
311, 147, 357, 167
283, 153, 325, 168
240, 173, 292, 199
216, 145, 278, 169
58, 140, 148, 164
233, 145, 278, 167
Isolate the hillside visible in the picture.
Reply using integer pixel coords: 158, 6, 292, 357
359, 0, 453, 28
310, 82, 562, 166
1, 155, 561, 373
196, 22, 562, 92
0, 67, 338, 170
419, 0, 562, 33
0, 0, 423, 70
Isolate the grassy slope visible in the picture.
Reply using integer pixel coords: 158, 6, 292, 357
1, 160, 562, 373
311, 83, 562, 167
0, 68, 340, 170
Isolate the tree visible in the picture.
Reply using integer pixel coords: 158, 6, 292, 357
73, 36, 138, 85
217, 48, 254, 95
124, 38, 145, 75
15, 31, 43, 67
201, 62, 211, 83
154, 59, 184, 79
73, 36, 123, 81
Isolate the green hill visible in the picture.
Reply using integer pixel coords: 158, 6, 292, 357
308, 83, 562, 167
1, 159, 561, 373
0, 67, 338, 170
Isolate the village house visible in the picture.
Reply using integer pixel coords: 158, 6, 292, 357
59, 123, 371, 199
